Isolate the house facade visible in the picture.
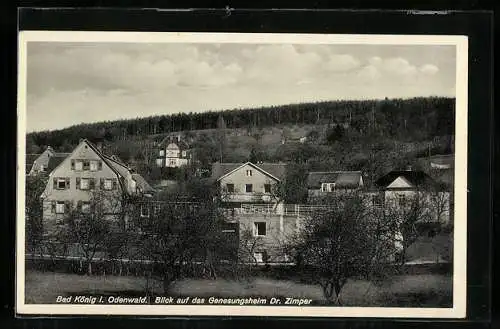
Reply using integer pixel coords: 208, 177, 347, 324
212, 162, 286, 204
374, 169, 452, 225
40, 139, 154, 233
26, 146, 70, 176
155, 135, 191, 168
307, 171, 364, 202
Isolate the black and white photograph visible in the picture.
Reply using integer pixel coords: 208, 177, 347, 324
16, 32, 467, 317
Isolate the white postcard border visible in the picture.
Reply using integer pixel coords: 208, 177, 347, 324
16, 31, 468, 318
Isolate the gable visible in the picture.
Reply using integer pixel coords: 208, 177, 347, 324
387, 176, 414, 189
49, 141, 119, 179
220, 163, 280, 183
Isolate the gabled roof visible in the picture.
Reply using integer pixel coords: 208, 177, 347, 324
375, 170, 436, 189
417, 154, 454, 169
307, 171, 363, 189
46, 154, 68, 172
132, 173, 154, 193
26, 154, 39, 166
211, 162, 287, 182
158, 136, 190, 149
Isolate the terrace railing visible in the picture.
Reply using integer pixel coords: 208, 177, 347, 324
237, 203, 332, 217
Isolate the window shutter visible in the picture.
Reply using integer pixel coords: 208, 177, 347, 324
76, 177, 80, 189
53, 178, 57, 189
66, 177, 70, 189
98, 161, 103, 170
51, 201, 56, 213
77, 201, 82, 211
100, 178, 104, 189
64, 201, 70, 213
112, 179, 118, 190
71, 160, 75, 170
89, 178, 95, 190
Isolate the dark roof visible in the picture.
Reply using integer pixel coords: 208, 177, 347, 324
158, 136, 190, 149
211, 162, 287, 181
417, 154, 454, 169
375, 170, 437, 189
132, 173, 155, 193
307, 171, 363, 189
46, 154, 68, 172
26, 154, 39, 166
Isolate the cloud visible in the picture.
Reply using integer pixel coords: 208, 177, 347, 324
357, 65, 381, 81
419, 64, 440, 75
368, 56, 382, 66
26, 43, 454, 131
380, 57, 418, 76
325, 54, 361, 72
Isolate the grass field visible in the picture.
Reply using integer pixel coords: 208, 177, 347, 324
25, 270, 452, 307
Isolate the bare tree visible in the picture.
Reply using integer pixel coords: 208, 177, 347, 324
59, 190, 127, 275
383, 189, 432, 266
285, 191, 393, 305
132, 195, 234, 294
25, 174, 48, 257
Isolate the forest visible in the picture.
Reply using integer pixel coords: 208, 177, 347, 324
27, 97, 454, 151
26, 97, 455, 192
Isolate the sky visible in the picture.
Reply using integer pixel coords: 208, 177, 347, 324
25, 42, 456, 132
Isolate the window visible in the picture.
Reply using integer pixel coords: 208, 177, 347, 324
245, 184, 253, 193
246, 170, 252, 177
83, 160, 90, 170
75, 160, 83, 171
89, 160, 98, 171
140, 205, 150, 218
81, 202, 90, 213
104, 179, 113, 190
226, 184, 235, 193
169, 159, 176, 166
253, 222, 267, 236
253, 252, 264, 263
55, 201, 65, 214
56, 178, 68, 189
397, 195, 406, 207
321, 183, 335, 192
182, 151, 187, 157
153, 204, 161, 216
80, 178, 90, 190
264, 184, 271, 193
159, 150, 165, 156
372, 194, 384, 207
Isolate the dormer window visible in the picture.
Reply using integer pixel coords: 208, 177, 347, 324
321, 183, 336, 192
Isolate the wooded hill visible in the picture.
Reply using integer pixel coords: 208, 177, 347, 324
26, 97, 455, 193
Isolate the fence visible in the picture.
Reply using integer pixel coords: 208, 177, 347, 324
237, 203, 332, 217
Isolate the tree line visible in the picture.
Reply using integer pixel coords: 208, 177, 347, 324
26, 97, 454, 153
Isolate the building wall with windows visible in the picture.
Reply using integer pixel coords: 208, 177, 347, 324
237, 213, 298, 264
155, 136, 191, 168
40, 139, 150, 232
218, 163, 278, 203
